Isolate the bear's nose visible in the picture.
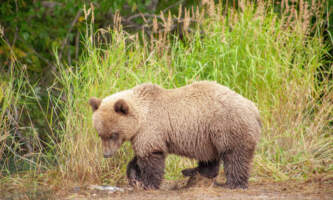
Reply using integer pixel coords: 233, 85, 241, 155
103, 154, 113, 158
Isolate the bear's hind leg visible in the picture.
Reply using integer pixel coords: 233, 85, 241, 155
198, 160, 220, 178
181, 167, 198, 177
182, 160, 220, 178
221, 146, 255, 189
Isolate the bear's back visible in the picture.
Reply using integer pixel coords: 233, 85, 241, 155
132, 81, 258, 124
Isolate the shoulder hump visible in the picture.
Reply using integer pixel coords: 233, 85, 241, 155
133, 83, 163, 98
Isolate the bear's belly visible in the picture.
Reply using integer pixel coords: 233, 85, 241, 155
167, 140, 218, 161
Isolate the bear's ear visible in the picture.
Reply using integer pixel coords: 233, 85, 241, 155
89, 97, 102, 112
114, 99, 129, 115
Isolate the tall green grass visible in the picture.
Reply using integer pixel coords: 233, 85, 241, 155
54, 1, 332, 186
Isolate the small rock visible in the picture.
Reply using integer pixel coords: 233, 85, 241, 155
73, 186, 80, 192
88, 185, 125, 193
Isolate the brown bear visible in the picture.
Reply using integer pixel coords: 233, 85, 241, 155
89, 81, 261, 189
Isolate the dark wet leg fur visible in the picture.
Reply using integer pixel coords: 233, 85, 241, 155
221, 146, 255, 189
127, 153, 165, 190
182, 160, 220, 178
181, 167, 198, 177
126, 156, 142, 187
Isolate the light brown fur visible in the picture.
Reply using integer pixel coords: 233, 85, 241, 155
89, 81, 261, 189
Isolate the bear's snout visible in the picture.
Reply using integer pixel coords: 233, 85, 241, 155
102, 145, 117, 158
101, 139, 122, 158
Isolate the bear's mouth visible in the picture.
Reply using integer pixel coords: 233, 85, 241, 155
103, 153, 113, 158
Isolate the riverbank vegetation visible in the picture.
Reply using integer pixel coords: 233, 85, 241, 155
0, 0, 332, 197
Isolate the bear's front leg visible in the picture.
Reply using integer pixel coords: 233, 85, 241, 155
127, 152, 165, 189
126, 156, 143, 187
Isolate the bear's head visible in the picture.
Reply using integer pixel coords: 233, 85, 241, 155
89, 97, 139, 158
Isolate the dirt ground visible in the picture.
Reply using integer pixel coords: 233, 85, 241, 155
63, 175, 333, 200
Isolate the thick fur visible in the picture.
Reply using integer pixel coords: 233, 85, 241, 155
90, 81, 261, 189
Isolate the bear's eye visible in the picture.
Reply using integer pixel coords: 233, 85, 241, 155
110, 132, 119, 140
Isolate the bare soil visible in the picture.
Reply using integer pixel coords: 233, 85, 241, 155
63, 175, 333, 200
